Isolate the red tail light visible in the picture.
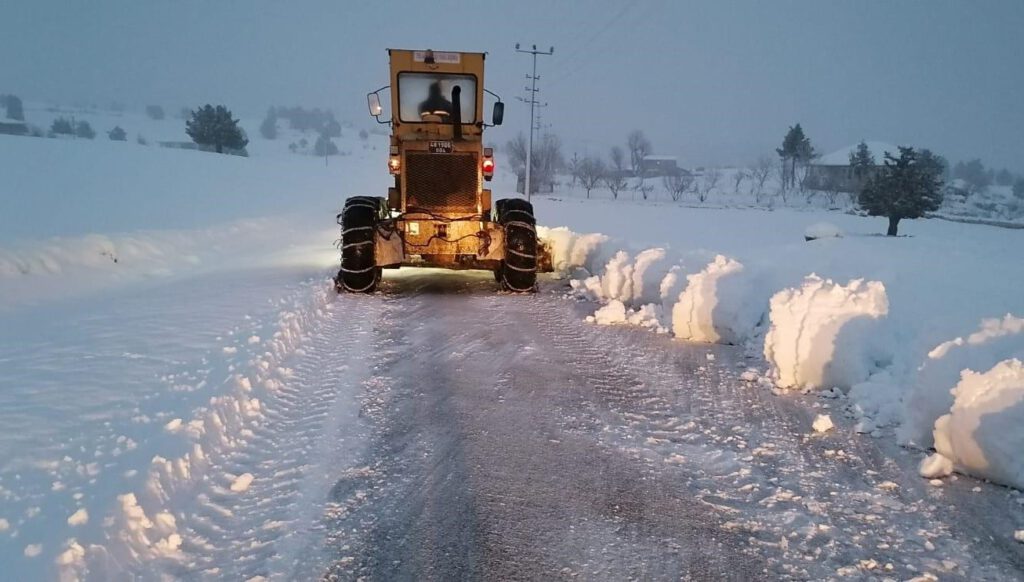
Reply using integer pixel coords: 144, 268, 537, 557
482, 159, 494, 172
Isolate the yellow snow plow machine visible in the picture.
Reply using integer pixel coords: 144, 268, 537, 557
335, 49, 552, 293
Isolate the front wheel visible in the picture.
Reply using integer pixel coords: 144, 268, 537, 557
495, 198, 538, 292
336, 196, 383, 293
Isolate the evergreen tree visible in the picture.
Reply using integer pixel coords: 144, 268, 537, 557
858, 147, 944, 236
50, 117, 74, 135
848, 141, 875, 171
1013, 178, 1024, 200
322, 118, 342, 138
259, 107, 277, 139
776, 124, 814, 189
107, 126, 127, 141
313, 132, 338, 156
917, 149, 948, 182
2, 95, 25, 120
185, 104, 248, 154
145, 105, 165, 120
953, 158, 991, 194
75, 120, 96, 139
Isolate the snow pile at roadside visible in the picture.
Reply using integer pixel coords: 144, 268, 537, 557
672, 255, 763, 344
764, 276, 890, 390
922, 358, 1024, 489
60, 277, 336, 580
899, 315, 1024, 449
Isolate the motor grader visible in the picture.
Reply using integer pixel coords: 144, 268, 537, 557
335, 48, 550, 293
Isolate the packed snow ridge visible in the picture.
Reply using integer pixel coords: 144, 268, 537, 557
57, 276, 336, 580
539, 226, 1024, 492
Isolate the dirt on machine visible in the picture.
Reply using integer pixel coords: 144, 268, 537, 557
335, 48, 552, 293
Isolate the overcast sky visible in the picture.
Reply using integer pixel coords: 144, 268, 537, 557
3, 0, 1022, 169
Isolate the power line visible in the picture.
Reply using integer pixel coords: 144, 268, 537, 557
514, 43, 554, 201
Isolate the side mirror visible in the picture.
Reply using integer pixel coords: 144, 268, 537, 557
492, 102, 504, 126
368, 93, 383, 117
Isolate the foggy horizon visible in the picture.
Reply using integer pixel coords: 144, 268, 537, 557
3, 0, 1022, 170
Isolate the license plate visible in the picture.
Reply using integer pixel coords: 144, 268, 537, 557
428, 141, 452, 154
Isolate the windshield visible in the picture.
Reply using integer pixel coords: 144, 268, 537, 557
398, 73, 476, 123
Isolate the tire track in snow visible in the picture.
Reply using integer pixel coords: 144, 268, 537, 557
170, 294, 384, 580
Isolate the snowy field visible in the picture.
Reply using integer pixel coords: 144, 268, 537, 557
1, 107, 1023, 579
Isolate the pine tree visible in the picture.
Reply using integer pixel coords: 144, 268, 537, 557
1013, 178, 1024, 200
777, 124, 814, 189
146, 105, 165, 120
259, 107, 277, 139
849, 141, 875, 171
75, 120, 96, 139
186, 104, 248, 154
314, 132, 338, 156
2, 95, 25, 120
858, 147, 944, 236
50, 117, 74, 135
107, 126, 127, 141
953, 158, 991, 194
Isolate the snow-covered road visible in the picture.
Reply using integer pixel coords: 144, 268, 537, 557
189, 270, 1021, 581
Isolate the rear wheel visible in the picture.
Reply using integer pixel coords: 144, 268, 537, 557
336, 196, 383, 293
495, 198, 538, 292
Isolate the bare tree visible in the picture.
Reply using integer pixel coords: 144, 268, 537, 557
749, 156, 773, 203
775, 159, 789, 204
567, 152, 582, 189
533, 133, 565, 193
603, 172, 628, 200
610, 145, 627, 174
578, 156, 606, 199
506, 132, 563, 195
819, 174, 843, 207
732, 169, 748, 194
795, 154, 818, 196
697, 168, 721, 203
634, 176, 654, 200
626, 130, 652, 175
663, 173, 694, 202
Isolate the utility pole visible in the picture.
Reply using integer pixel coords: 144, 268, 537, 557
515, 43, 553, 201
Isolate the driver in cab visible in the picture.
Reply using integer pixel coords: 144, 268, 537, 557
418, 81, 453, 119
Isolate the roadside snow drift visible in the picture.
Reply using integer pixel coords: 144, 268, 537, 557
899, 314, 1024, 449
764, 276, 889, 390
671, 255, 761, 344
926, 358, 1024, 489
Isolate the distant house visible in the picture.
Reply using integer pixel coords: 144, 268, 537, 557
640, 155, 681, 177
807, 141, 899, 192
0, 119, 28, 136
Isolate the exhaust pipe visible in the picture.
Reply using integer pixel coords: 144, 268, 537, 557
451, 85, 462, 141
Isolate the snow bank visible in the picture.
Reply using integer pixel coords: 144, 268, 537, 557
926, 358, 1024, 489
0, 219, 279, 308
899, 315, 1024, 449
764, 275, 890, 390
64, 277, 336, 578
536, 226, 610, 275
671, 255, 762, 344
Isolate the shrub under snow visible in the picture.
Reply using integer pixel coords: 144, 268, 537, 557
898, 314, 1024, 449
764, 275, 889, 390
923, 358, 1024, 489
